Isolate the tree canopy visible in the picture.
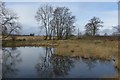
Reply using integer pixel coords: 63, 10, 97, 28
85, 17, 103, 36
0, 2, 21, 39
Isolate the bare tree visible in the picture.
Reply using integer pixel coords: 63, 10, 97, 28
51, 7, 75, 40
35, 4, 53, 40
0, 2, 21, 40
85, 17, 103, 36
35, 5, 75, 40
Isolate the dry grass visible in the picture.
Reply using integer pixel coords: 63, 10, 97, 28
2, 40, 58, 47
56, 40, 118, 59
4, 36, 45, 41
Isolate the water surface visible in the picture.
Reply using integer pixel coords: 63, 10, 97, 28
2, 47, 118, 78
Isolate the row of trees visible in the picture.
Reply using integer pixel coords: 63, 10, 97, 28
35, 5, 106, 40
1, 2, 119, 40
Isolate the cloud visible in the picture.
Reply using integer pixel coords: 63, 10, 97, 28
99, 28, 115, 35
6, 2, 38, 27
20, 25, 40, 35
5, 2, 118, 35
84, 10, 118, 28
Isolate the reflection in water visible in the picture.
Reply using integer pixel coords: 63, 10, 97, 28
51, 55, 75, 77
82, 58, 96, 71
2, 47, 118, 78
35, 47, 53, 78
35, 47, 75, 78
2, 47, 22, 78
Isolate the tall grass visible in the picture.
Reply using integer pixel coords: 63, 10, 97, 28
55, 40, 118, 60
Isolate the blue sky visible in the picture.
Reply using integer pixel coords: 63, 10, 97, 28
5, 2, 118, 35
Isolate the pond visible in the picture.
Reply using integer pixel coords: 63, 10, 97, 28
2, 47, 118, 78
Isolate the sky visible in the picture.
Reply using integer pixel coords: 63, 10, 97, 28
4, 1, 118, 35
3, 0, 119, 2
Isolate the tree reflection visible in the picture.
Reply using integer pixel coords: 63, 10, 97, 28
2, 47, 22, 78
82, 58, 97, 71
51, 55, 74, 77
35, 47, 53, 78
35, 47, 75, 78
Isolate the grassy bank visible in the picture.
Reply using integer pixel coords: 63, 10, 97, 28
2, 40, 58, 47
55, 40, 118, 60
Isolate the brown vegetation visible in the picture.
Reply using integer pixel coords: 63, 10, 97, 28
55, 40, 118, 60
